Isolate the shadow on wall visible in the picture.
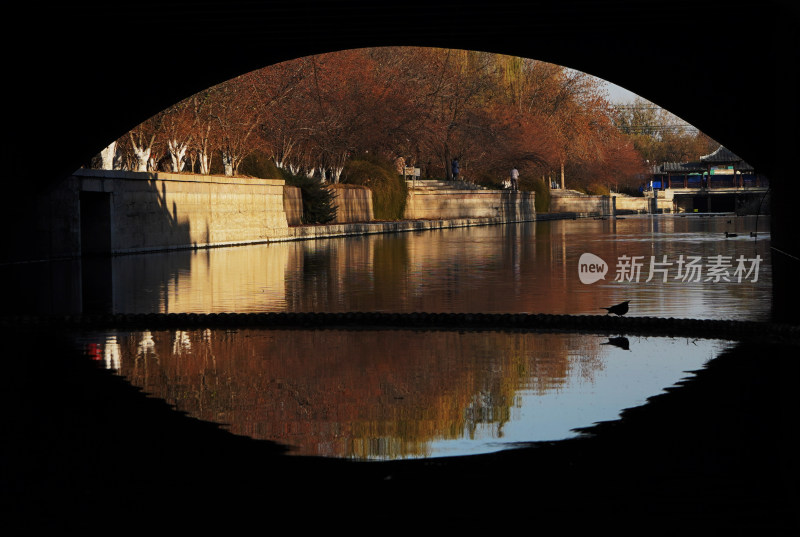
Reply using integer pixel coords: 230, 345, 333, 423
1, 171, 193, 314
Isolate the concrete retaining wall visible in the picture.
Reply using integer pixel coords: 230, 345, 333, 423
283, 186, 303, 225
41, 170, 289, 257
281, 216, 532, 241
404, 190, 535, 220
330, 186, 374, 223
3, 171, 550, 264
550, 194, 612, 214
550, 193, 671, 214
613, 196, 651, 212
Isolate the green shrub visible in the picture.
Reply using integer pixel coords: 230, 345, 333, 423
472, 171, 505, 190
239, 151, 282, 178
341, 155, 408, 220
585, 183, 611, 196
279, 169, 338, 225
520, 176, 551, 213
617, 184, 644, 197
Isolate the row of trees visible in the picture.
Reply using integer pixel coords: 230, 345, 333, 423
94, 47, 717, 195
612, 98, 719, 168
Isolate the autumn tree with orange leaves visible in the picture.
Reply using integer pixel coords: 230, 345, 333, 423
100, 46, 675, 196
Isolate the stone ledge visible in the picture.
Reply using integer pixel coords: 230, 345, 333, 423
73, 168, 285, 187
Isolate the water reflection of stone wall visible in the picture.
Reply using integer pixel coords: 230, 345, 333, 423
97, 216, 771, 320
98, 328, 606, 459
280, 223, 624, 315
285, 238, 375, 312
111, 243, 290, 313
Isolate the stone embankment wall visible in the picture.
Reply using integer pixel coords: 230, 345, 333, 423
282, 217, 525, 241
404, 190, 536, 220
330, 186, 374, 223
6, 171, 543, 264
612, 196, 655, 212
549, 193, 612, 214
549, 193, 671, 214
283, 184, 374, 225
283, 186, 303, 225
57, 170, 289, 256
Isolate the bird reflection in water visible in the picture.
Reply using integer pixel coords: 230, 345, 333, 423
602, 336, 631, 351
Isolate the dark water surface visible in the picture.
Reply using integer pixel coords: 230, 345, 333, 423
5, 214, 772, 319
6, 214, 773, 459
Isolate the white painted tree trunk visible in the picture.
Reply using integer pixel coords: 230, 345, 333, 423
198, 150, 211, 174
329, 166, 343, 184
167, 139, 188, 172
133, 146, 151, 172
99, 141, 117, 170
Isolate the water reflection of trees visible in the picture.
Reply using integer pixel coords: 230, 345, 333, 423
96, 328, 607, 459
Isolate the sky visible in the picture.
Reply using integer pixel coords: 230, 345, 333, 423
603, 80, 642, 104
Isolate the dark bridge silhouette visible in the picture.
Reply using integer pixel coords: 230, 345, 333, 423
5, 0, 798, 321
2, 3, 799, 533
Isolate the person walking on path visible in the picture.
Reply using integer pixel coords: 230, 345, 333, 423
451, 158, 460, 181
510, 167, 519, 191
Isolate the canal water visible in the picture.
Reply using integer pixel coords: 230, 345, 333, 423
5, 214, 773, 460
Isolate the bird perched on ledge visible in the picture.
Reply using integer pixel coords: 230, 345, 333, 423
601, 300, 630, 316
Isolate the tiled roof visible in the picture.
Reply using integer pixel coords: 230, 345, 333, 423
652, 161, 705, 174
651, 146, 755, 174
699, 146, 754, 170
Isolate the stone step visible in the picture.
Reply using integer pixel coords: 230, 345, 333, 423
407, 179, 488, 191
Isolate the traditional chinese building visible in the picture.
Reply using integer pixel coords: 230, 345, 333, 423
650, 146, 766, 190
648, 146, 769, 213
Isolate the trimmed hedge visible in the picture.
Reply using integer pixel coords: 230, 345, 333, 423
520, 176, 551, 213
239, 151, 282, 179
585, 183, 611, 196
341, 155, 408, 220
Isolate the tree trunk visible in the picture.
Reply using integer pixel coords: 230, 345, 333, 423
99, 141, 117, 170
129, 132, 154, 173
133, 147, 150, 172
560, 161, 565, 189
168, 140, 188, 172
198, 151, 211, 175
